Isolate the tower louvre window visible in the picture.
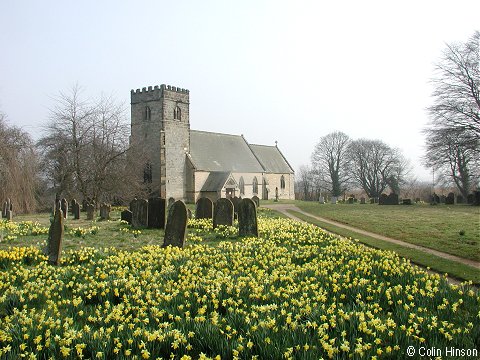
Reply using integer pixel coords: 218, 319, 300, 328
174, 105, 181, 120
144, 106, 151, 121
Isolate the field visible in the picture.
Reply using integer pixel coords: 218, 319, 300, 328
0, 209, 479, 359
294, 201, 480, 262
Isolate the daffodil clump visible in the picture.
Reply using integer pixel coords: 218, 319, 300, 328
0, 220, 49, 242
0, 216, 478, 359
68, 226, 100, 238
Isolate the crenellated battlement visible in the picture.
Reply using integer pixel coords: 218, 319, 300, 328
130, 84, 189, 95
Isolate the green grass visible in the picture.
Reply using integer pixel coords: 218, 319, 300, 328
287, 209, 480, 284
294, 201, 480, 261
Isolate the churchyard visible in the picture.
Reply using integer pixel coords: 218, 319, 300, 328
0, 199, 479, 359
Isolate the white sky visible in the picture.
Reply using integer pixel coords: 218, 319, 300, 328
0, 0, 479, 181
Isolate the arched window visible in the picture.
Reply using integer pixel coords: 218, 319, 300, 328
143, 163, 152, 183
239, 177, 245, 195
280, 175, 286, 190
252, 177, 258, 194
144, 106, 151, 121
174, 105, 181, 120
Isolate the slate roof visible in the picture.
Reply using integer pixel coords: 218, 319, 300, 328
249, 144, 294, 173
200, 172, 237, 192
189, 130, 264, 172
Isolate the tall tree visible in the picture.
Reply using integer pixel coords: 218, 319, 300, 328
38, 85, 147, 204
0, 111, 40, 213
347, 139, 408, 199
424, 31, 480, 195
311, 131, 350, 197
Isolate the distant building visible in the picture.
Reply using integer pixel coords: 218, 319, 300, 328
130, 84, 294, 202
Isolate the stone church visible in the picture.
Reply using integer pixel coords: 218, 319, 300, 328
130, 84, 295, 203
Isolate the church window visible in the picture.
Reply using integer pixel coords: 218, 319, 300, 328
174, 105, 181, 120
239, 177, 245, 195
144, 106, 151, 121
252, 177, 258, 194
144, 163, 152, 183
280, 175, 286, 190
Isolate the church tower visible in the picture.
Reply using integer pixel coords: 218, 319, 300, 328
130, 84, 190, 200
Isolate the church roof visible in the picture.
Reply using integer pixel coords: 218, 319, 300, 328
200, 172, 238, 192
189, 130, 264, 172
249, 144, 294, 174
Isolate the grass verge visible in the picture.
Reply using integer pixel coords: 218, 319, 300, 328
287, 209, 480, 285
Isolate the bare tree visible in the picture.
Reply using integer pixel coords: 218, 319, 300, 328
347, 139, 408, 199
424, 127, 479, 198
0, 111, 40, 213
38, 85, 147, 204
296, 165, 314, 200
427, 31, 479, 148
311, 131, 350, 197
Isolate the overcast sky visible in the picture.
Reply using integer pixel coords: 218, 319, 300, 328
1, 0, 478, 181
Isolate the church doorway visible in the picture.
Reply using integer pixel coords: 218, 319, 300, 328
225, 188, 235, 199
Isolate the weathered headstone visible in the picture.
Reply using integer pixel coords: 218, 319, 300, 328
360, 197, 366, 204
72, 202, 80, 220
70, 199, 77, 214
148, 197, 166, 229
131, 199, 148, 228
60, 198, 68, 219
445, 192, 455, 205
100, 203, 111, 220
402, 199, 412, 205
379, 194, 388, 205
331, 196, 337, 205
47, 209, 64, 265
163, 200, 188, 248
467, 193, 475, 205
6, 210, 13, 221
82, 199, 87, 212
318, 196, 325, 204
86, 204, 95, 220
238, 198, 258, 237
348, 197, 354, 204
2, 201, 7, 218
121, 209, 133, 224
251, 195, 260, 208
129, 198, 137, 211
275, 187, 279, 202
195, 197, 213, 220
379, 193, 399, 205
473, 191, 480, 206
213, 198, 234, 229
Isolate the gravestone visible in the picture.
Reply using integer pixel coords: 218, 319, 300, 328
131, 199, 148, 228
163, 200, 188, 248
379, 194, 388, 205
60, 198, 68, 219
467, 193, 475, 205
473, 191, 480, 206
148, 197, 166, 229
251, 195, 260, 208
121, 209, 133, 224
379, 193, 399, 205
331, 196, 337, 205
129, 198, 137, 212
72, 202, 80, 220
318, 196, 325, 204
168, 197, 175, 208
360, 197, 366, 204
2, 201, 7, 218
86, 204, 95, 220
195, 197, 213, 220
100, 203, 111, 220
6, 210, 13, 221
445, 192, 455, 205
347, 197, 354, 204
213, 198, 234, 229
82, 199, 87, 212
47, 208, 64, 265
70, 199, 77, 214
440, 195, 446, 204
238, 198, 258, 237
457, 195, 464, 204
275, 187, 279, 202
402, 199, 412, 205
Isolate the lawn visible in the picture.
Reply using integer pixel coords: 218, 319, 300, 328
294, 201, 480, 262
0, 209, 479, 359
